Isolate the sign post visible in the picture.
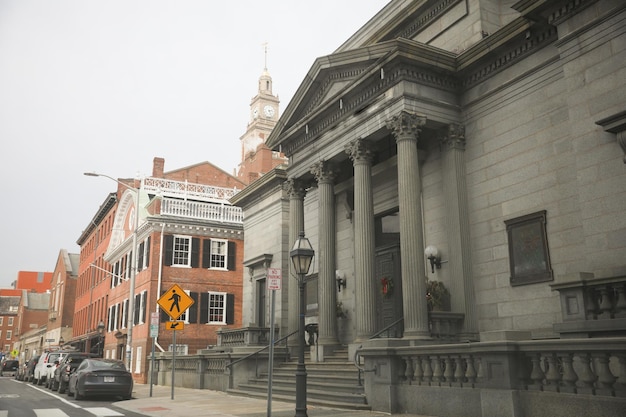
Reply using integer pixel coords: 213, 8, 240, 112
266, 268, 281, 417
157, 284, 195, 400
149, 312, 159, 397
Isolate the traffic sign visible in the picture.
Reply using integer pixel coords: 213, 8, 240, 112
166, 321, 185, 331
158, 284, 194, 320
268, 268, 281, 290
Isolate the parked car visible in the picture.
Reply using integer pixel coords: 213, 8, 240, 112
24, 355, 40, 382
15, 360, 28, 380
68, 358, 133, 400
0, 359, 19, 377
50, 352, 97, 393
33, 351, 69, 386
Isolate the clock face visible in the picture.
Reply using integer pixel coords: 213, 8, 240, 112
263, 105, 275, 118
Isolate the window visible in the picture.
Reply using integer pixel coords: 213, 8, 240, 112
173, 236, 192, 267
8, 317, 13, 326
207, 292, 226, 324
505, 210, 553, 286
0, 317, 3, 326
0, 331, 2, 339
178, 290, 191, 323
134, 291, 147, 325
6, 330, 11, 340
209, 239, 227, 269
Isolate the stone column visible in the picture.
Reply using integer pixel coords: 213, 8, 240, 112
345, 139, 377, 341
283, 178, 307, 336
386, 111, 430, 339
440, 124, 478, 339
311, 161, 339, 348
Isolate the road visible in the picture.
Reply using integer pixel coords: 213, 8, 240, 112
0, 376, 147, 417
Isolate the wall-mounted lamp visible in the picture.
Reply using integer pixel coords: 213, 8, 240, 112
424, 245, 443, 274
336, 270, 347, 292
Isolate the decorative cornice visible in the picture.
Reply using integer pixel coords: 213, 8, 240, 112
548, 0, 598, 26
385, 0, 464, 41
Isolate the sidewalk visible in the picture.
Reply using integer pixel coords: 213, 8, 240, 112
114, 384, 434, 417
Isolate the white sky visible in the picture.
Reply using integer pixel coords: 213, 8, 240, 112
0, 0, 390, 288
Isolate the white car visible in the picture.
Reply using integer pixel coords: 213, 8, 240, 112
33, 351, 69, 386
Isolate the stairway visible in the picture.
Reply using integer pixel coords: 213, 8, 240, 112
227, 347, 370, 410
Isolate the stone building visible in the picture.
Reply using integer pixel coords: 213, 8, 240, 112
231, 1, 626, 416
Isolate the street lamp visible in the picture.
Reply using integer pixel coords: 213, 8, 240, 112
97, 321, 105, 358
84, 172, 139, 370
289, 231, 314, 417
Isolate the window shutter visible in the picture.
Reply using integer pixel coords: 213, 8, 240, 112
200, 292, 209, 324
134, 294, 141, 325
141, 292, 147, 323
164, 235, 173, 266
191, 237, 200, 268
137, 241, 145, 271
160, 291, 168, 322
145, 237, 151, 267
227, 241, 236, 271
226, 293, 235, 325
202, 239, 211, 269
188, 292, 198, 324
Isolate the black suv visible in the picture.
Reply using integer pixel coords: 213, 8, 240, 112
50, 352, 97, 393
1, 359, 19, 377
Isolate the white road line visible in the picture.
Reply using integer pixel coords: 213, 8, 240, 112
34, 410, 69, 417
84, 407, 124, 416
28, 384, 80, 408
0, 411, 7, 417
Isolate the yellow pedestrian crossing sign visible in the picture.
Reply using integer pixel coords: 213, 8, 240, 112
158, 284, 194, 320
165, 321, 185, 331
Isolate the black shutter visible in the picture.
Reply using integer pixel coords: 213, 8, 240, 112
188, 292, 198, 324
137, 241, 145, 271
191, 237, 200, 268
160, 291, 168, 323
200, 292, 208, 324
202, 239, 211, 269
226, 293, 235, 324
134, 294, 140, 325
145, 237, 151, 267
141, 292, 147, 324
227, 241, 236, 271
164, 235, 173, 266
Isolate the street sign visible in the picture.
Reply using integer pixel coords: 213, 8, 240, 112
157, 284, 194, 320
166, 321, 185, 331
267, 268, 281, 290
150, 312, 159, 337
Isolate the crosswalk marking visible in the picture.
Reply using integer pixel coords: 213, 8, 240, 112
30, 408, 124, 417
34, 410, 68, 417
0, 411, 7, 417
84, 407, 124, 416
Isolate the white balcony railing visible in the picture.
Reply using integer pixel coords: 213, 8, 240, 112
143, 177, 239, 203
160, 197, 243, 224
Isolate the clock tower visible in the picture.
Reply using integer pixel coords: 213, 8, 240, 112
238, 46, 287, 184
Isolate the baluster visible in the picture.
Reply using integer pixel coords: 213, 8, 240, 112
475, 356, 484, 384
454, 355, 466, 387
443, 356, 455, 386
597, 286, 613, 319
585, 287, 598, 320
413, 355, 424, 385
615, 353, 626, 397
422, 356, 433, 385
594, 353, 616, 396
529, 353, 545, 391
465, 355, 477, 387
614, 283, 626, 318
403, 356, 414, 384
432, 355, 444, 385
559, 353, 578, 394
544, 353, 561, 392
575, 353, 597, 395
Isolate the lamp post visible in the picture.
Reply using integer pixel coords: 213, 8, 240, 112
289, 231, 314, 417
58, 337, 64, 347
97, 321, 105, 358
84, 172, 139, 370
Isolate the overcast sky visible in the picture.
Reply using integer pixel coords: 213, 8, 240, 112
0, 0, 390, 288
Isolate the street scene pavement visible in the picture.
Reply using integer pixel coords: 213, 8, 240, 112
114, 384, 435, 417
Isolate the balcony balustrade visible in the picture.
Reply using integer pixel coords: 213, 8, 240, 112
160, 197, 243, 224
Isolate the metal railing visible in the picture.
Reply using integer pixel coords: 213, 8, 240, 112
225, 330, 298, 378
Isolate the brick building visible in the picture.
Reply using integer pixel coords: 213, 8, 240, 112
76, 157, 246, 383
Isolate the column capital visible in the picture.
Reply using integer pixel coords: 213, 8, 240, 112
386, 111, 426, 142
310, 160, 338, 184
345, 138, 374, 164
283, 178, 307, 199
439, 123, 466, 151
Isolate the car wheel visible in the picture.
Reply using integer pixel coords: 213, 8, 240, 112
74, 387, 83, 400
58, 381, 65, 394
37, 377, 44, 386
